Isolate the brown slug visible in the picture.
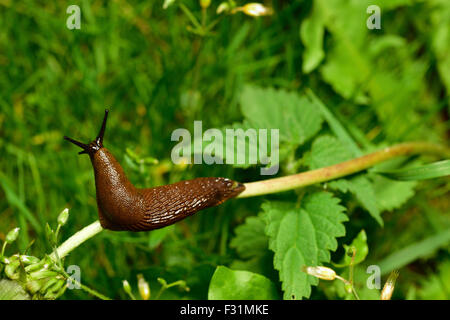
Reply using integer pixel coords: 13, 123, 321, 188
64, 110, 245, 232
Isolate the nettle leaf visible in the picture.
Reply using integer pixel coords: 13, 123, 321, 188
329, 176, 383, 226
208, 266, 280, 300
305, 135, 417, 224
190, 85, 323, 171
230, 215, 268, 260
239, 85, 323, 145
304, 135, 352, 168
305, 135, 382, 224
262, 192, 348, 299
370, 173, 417, 212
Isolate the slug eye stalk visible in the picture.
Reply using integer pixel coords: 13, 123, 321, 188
64, 109, 109, 155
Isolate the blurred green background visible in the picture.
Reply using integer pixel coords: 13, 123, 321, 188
0, 0, 449, 299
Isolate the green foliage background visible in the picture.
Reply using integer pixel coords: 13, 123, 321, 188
0, 0, 449, 299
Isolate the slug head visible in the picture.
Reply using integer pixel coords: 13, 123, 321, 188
64, 109, 109, 155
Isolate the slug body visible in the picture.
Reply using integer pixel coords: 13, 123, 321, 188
64, 110, 245, 232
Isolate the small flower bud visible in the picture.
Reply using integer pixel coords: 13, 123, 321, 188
19, 255, 40, 265
200, 0, 211, 9
123, 280, 132, 295
6, 227, 20, 244
237, 3, 272, 17
137, 274, 151, 300
57, 208, 69, 226
381, 270, 399, 300
302, 266, 336, 280
216, 2, 230, 14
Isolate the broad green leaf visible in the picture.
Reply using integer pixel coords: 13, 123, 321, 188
305, 135, 382, 225
329, 175, 383, 226
262, 192, 348, 299
378, 228, 450, 275
239, 85, 323, 145
300, 2, 325, 73
208, 266, 280, 300
304, 135, 352, 169
371, 174, 417, 211
334, 230, 369, 267
374, 160, 450, 181
230, 216, 268, 259
0, 279, 31, 300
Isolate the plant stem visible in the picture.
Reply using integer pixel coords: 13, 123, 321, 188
50, 221, 103, 261
51, 142, 448, 259
237, 142, 449, 198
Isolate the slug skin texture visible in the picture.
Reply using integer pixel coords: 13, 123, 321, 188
65, 110, 245, 232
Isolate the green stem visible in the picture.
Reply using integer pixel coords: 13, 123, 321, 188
179, 3, 202, 31
237, 142, 449, 198
50, 221, 103, 261
51, 142, 448, 259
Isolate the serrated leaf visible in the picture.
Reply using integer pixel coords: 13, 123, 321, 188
262, 192, 348, 299
329, 175, 383, 226
305, 135, 383, 225
208, 266, 280, 300
230, 216, 268, 259
239, 85, 323, 145
304, 135, 352, 169
370, 174, 417, 211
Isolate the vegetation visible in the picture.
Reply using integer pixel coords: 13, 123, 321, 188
0, 0, 449, 300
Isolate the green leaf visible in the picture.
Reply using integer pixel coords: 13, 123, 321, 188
0, 279, 31, 300
262, 192, 348, 299
334, 230, 369, 267
304, 135, 352, 169
306, 135, 382, 225
374, 160, 450, 181
378, 228, 450, 275
370, 174, 417, 211
230, 216, 268, 259
239, 85, 323, 145
416, 261, 450, 300
307, 91, 362, 157
300, 3, 325, 73
208, 266, 280, 300
329, 175, 383, 226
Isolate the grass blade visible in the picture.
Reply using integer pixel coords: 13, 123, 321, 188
375, 160, 450, 181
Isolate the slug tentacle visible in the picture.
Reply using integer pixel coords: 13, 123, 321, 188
64, 109, 245, 232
